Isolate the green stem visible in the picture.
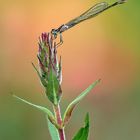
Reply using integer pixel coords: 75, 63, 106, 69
53, 104, 66, 140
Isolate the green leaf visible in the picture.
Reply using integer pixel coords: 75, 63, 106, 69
46, 69, 62, 105
63, 79, 100, 126
31, 63, 48, 87
72, 113, 90, 140
47, 116, 60, 140
12, 94, 56, 126
32, 63, 62, 105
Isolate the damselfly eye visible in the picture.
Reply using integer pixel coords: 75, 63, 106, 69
51, 29, 58, 38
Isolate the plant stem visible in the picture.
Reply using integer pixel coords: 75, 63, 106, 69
53, 104, 66, 140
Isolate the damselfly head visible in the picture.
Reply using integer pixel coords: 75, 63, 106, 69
51, 29, 58, 39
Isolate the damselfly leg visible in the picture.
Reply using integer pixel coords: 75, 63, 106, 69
56, 33, 63, 47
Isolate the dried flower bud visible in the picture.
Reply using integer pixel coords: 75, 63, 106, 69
37, 32, 62, 105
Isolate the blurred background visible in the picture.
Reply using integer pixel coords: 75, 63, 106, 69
0, 0, 140, 140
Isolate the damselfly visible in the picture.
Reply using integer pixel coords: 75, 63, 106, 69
51, 0, 126, 46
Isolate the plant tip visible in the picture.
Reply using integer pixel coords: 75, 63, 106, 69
118, 0, 127, 4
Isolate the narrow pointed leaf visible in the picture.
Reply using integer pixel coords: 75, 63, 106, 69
47, 116, 60, 140
31, 62, 48, 87
117, 0, 127, 4
12, 94, 56, 125
63, 79, 100, 125
32, 62, 62, 105
46, 69, 62, 105
72, 113, 90, 140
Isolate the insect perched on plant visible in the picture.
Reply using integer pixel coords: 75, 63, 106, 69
12, 1, 127, 140
51, 0, 127, 47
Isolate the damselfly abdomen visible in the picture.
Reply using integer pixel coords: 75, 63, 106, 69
51, 0, 126, 46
